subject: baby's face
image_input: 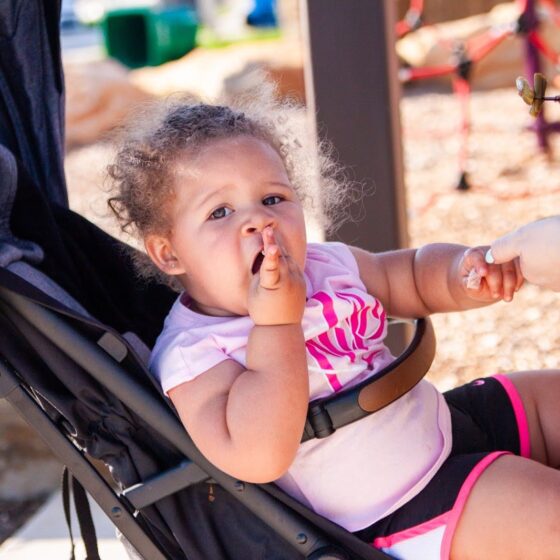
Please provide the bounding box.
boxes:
[149,135,307,317]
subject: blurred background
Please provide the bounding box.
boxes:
[2,0,560,549]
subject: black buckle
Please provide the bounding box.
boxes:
[306,401,335,439]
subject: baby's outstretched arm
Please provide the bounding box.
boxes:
[351,243,523,318]
[169,227,308,483]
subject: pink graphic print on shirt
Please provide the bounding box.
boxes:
[306,290,387,392]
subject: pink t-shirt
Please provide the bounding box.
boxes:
[150,242,452,531]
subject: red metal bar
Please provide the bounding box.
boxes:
[396,0,424,38]
[466,26,514,63]
[400,63,456,82]
[527,30,560,65]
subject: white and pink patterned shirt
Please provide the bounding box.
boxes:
[150,243,452,531]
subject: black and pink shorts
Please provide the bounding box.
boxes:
[354,374,530,560]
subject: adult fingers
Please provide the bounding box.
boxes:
[488,230,523,264]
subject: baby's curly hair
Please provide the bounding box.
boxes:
[107,83,359,282]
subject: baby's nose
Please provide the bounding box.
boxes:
[241,209,276,235]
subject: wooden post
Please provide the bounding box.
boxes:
[301,0,407,252]
[301,0,409,349]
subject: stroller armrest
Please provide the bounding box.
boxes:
[302,317,436,442]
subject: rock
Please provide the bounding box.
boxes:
[131,38,305,103]
[64,38,305,147]
[65,59,154,148]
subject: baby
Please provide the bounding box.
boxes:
[108,94,560,560]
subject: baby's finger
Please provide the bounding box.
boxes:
[259,244,281,288]
[484,266,503,299]
[262,226,276,253]
[501,261,518,302]
[462,247,488,277]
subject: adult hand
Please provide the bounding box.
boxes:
[488,216,560,292]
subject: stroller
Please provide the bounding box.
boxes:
[0,2,435,558]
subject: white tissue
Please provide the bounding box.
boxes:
[466,268,482,290]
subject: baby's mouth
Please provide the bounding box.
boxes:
[251,250,265,275]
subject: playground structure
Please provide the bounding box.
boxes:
[396,0,560,189]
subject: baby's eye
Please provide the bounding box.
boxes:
[263,195,283,206]
[209,207,232,220]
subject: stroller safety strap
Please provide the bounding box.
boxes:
[302,318,436,442]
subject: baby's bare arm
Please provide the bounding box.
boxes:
[169,323,308,483]
[350,245,432,317]
[351,243,520,317]
[170,228,308,483]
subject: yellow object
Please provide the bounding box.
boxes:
[529,72,547,117]
[515,76,534,105]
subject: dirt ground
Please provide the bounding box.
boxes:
[2,80,560,545]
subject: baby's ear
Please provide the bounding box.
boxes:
[144,234,185,276]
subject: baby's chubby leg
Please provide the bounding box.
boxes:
[451,453,560,559]
[451,369,560,559]
[507,369,560,467]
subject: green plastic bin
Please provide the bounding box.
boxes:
[102,6,198,68]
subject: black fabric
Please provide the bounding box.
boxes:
[445,377,521,456]
[9,157,176,348]
[354,453,487,544]
[71,474,102,560]
[0,0,175,347]
[0,0,67,206]
[62,468,77,560]
[354,377,521,543]
[62,468,101,560]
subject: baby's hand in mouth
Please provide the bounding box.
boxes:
[259,227,280,288]
[248,226,306,325]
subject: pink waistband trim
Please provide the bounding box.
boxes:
[493,374,531,458]
[371,375,530,557]
[373,510,449,549]
[440,450,509,560]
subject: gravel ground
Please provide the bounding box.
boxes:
[3,82,560,546]
[401,85,560,389]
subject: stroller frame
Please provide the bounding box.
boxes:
[0,266,415,559]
